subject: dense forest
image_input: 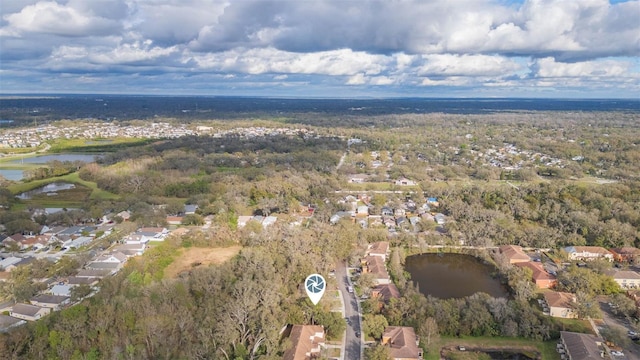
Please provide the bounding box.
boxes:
[1,110,639,359]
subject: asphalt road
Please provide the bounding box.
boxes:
[336,262,362,360]
[598,298,640,360]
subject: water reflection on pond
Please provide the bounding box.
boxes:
[0,169,24,181]
[405,253,509,299]
[16,182,76,199]
[9,153,100,164]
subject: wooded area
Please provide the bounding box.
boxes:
[1,110,639,359]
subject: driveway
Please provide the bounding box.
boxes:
[336,262,362,360]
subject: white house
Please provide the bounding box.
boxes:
[10,303,51,321]
[564,246,613,262]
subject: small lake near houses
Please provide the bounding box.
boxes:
[16,182,76,199]
[405,253,509,299]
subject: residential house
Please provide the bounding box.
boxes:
[30,294,70,311]
[383,216,396,229]
[0,314,26,332]
[283,325,325,360]
[559,331,604,360]
[237,216,254,228]
[426,197,439,207]
[381,326,422,360]
[10,303,51,321]
[57,226,84,238]
[367,242,390,261]
[609,247,640,263]
[184,204,198,215]
[65,236,93,249]
[394,177,417,186]
[605,270,640,289]
[67,277,99,287]
[123,234,149,245]
[116,210,131,221]
[0,256,22,272]
[543,291,577,319]
[362,256,390,285]
[434,213,446,225]
[85,261,121,272]
[94,251,127,264]
[50,284,72,297]
[348,174,369,183]
[262,216,277,228]
[75,269,110,278]
[499,245,531,264]
[564,246,613,262]
[137,227,169,239]
[372,283,401,304]
[113,243,146,257]
[356,205,369,217]
[166,216,183,225]
[515,261,557,289]
[381,207,394,217]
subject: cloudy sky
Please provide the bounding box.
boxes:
[1,0,639,98]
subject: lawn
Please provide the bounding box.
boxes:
[164,245,242,278]
[425,336,560,360]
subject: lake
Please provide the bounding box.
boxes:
[405,253,509,299]
[9,153,100,164]
[16,182,76,199]
[0,169,24,181]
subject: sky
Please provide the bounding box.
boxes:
[0,0,639,98]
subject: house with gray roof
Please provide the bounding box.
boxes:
[559,331,603,359]
[0,314,26,332]
[10,303,51,321]
[30,294,70,310]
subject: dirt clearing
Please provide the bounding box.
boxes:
[165,245,242,278]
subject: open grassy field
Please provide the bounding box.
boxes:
[425,336,560,360]
[164,245,242,278]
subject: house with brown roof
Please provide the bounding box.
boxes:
[381,326,422,360]
[559,331,604,360]
[605,269,640,289]
[372,283,401,304]
[499,245,530,264]
[10,303,51,321]
[564,246,613,262]
[609,247,640,263]
[67,276,99,286]
[543,291,577,319]
[283,325,325,360]
[367,241,390,261]
[362,255,391,285]
[515,261,557,288]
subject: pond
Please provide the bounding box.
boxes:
[405,253,509,299]
[0,169,24,181]
[9,153,101,164]
[16,182,76,199]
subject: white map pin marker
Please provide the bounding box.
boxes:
[305,274,326,305]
